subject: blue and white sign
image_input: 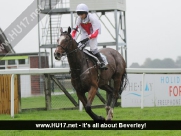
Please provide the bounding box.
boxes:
[121,74,181,107]
[155,75,181,106]
[121,74,154,107]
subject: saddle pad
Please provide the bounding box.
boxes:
[83,49,108,65]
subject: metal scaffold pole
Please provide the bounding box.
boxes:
[38,0,41,68]
[38,0,127,67]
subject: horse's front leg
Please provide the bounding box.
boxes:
[77,92,87,108]
[86,86,105,121]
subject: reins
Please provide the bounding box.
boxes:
[58,34,95,80]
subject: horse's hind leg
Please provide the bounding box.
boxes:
[107,80,121,120]
[99,84,113,115]
[105,93,113,115]
[86,86,105,121]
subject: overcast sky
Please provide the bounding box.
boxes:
[0,0,181,67]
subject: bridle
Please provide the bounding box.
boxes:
[57,33,81,75]
[58,33,78,56]
[56,33,96,80]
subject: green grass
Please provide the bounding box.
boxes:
[0,107,181,136]
[1,106,181,120]
[21,90,107,109]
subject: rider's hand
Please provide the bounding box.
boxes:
[80,38,89,44]
[88,35,91,39]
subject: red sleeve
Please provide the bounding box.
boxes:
[89,29,99,39]
[71,26,78,39]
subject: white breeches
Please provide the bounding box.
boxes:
[81,31,99,54]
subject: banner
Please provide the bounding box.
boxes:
[0,120,181,130]
[122,74,181,107]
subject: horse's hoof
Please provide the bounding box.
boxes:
[106,108,113,121]
[94,116,105,122]
[98,116,105,121]
[106,117,112,121]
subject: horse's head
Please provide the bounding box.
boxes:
[54,27,74,60]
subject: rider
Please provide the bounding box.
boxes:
[71,3,107,70]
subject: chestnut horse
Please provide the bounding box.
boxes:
[54,27,127,121]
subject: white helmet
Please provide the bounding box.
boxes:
[76,3,89,13]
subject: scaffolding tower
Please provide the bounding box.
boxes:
[38,0,127,68]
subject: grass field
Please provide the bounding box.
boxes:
[0,106,181,136]
[21,90,107,109]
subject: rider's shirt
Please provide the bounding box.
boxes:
[71,13,101,39]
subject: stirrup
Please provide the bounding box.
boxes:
[99,63,108,70]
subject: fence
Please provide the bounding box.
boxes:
[1,68,181,117]
[0,68,97,117]
[19,74,106,111]
[0,75,19,114]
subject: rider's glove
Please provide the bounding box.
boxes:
[80,38,89,44]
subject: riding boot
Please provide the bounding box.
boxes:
[94,52,108,70]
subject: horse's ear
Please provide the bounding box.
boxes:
[68,27,71,34]
[60,27,63,34]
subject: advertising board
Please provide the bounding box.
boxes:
[121,74,181,107]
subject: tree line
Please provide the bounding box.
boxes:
[129,56,181,68]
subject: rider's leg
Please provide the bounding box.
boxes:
[94,52,108,70]
[89,38,108,70]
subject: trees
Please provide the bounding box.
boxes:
[162,58,177,68]
[176,56,181,68]
[142,58,152,68]
[129,57,181,68]
[129,63,140,68]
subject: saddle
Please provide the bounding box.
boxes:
[82,49,108,66]
[77,40,108,66]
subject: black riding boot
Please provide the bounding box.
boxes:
[95,52,108,70]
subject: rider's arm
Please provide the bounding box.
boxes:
[71,17,81,39]
[88,14,101,39]
[71,26,78,39]
[89,29,99,39]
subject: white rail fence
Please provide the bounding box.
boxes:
[1,68,181,118]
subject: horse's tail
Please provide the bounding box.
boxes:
[119,70,128,95]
